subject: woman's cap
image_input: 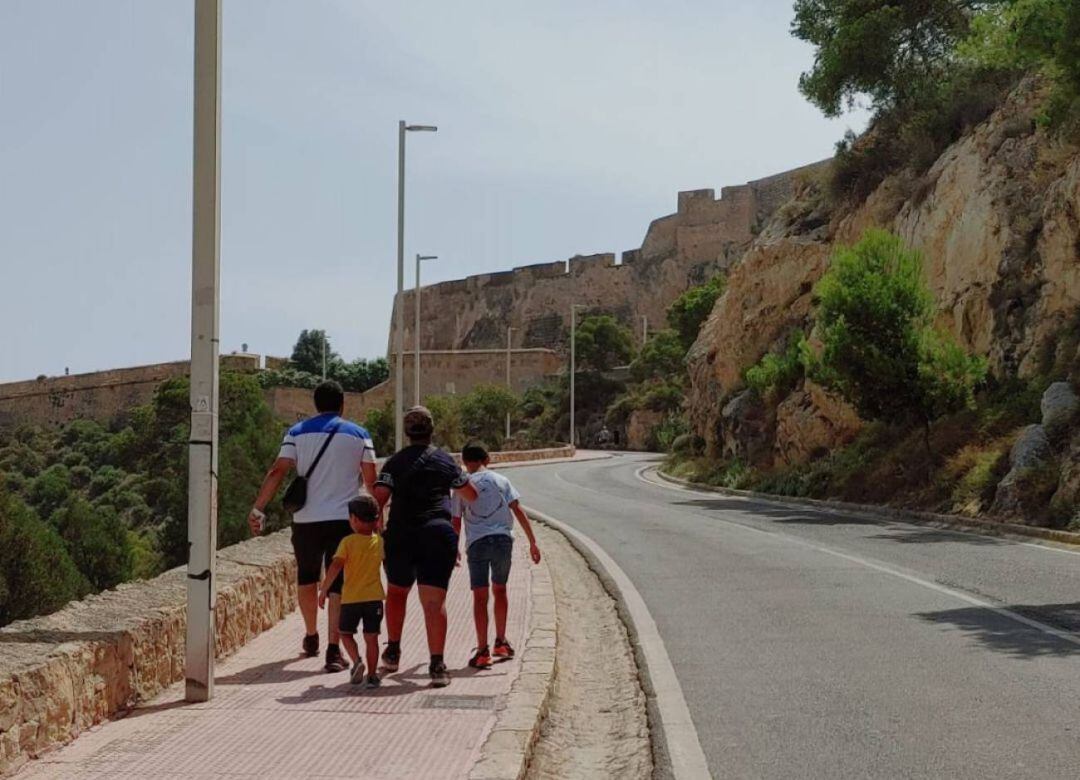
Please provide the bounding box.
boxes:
[404,405,434,436]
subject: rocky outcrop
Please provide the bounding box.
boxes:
[626,409,663,451]
[992,424,1054,519]
[719,390,776,465]
[774,382,864,467]
[1041,381,1079,435]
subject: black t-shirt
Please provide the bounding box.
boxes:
[376,444,468,529]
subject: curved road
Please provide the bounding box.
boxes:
[509,453,1080,779]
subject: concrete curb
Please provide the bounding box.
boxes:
[526,508,711,780]
[469,542,557,780]
[654,467,1080,549]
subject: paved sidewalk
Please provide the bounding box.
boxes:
[18,538,534,780]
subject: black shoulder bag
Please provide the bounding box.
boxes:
[282,422,340,513]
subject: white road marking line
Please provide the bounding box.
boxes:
[634,465,1080,648]
[527,506,713,780]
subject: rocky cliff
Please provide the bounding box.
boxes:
[687,79,1080,522]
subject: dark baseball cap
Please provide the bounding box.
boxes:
[404,405,434,436]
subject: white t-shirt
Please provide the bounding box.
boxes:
[452,469,521,547]
[278,413,376,523]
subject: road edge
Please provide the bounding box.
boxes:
[469,540,558,780]
[654,466,1080,550]
[525,507,712,780]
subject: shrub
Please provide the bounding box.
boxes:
[574,315,635,371]
[363,402,395,456]
[745,334,809,402]
[50,498,133,592]
[668,276,726,351]
[424,395,465,452]
[460,385,519,449]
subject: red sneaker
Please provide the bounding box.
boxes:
[493,638,515,660]
[468,647,493,669]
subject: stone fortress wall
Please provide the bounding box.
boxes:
[389,160,829,356]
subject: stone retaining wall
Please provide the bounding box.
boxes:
[0,532,296,776]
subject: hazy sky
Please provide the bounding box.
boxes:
[0,0,867,382]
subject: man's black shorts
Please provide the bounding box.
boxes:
[339,600,383,635]
[291,520,351,592]
[384,520,458,590]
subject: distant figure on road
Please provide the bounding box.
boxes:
[453,442,541,670]
[318,495,385,689]
[372,406,477,687]
[248,380,377,673]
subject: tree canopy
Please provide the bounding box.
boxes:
[574,315,635,371]
[667,275,726,351]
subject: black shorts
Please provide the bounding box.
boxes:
[339,600,383,635]
[384,520,458,591]
[291,520,351,592]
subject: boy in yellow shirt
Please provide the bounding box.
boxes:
[318,495,385,687]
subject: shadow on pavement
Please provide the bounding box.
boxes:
[916,601,1080,657]
[671,497,884,526]
[869,528,1002,545]
[214,656,328,686]
[276,663,429,702]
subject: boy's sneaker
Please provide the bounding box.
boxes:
[366,674,381,689]
[301,633,319,658]
[325,645,348,673]
[493,638,515,660]
[429,661,451,688]
[350,660,366,685]
[468,647,492,669]
[381,644,401,672]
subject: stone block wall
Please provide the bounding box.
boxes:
[0,532,297,776]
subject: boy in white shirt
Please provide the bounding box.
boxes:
[452,443,541,669]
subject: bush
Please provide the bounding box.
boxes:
[50,498,133,591]
[363,402,395,457]
[668,276,726,351]
[574,315,635,371]
[424,395,466,452]
[745,334,809,402]
[460,385,518,450]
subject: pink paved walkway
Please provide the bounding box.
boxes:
[18,536,534,780]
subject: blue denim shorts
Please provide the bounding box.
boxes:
[467,535,513,590]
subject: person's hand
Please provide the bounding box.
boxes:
[318,589,327,609]
[247,507,266,536]
[455,550,462,568]
[529,544,541,564]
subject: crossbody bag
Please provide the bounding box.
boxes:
[282,421,340,513]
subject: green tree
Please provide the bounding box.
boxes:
[792,0,997,117]
[574,315,635,371]
[630,329,686,383]
[333,357,390,393]
[29,463,72,518]
[813,230,985,454]
[667,275,726,351]
[0,487,89,626]
[363,402,395,456]
[50,497,133,592]
[290,329,337,376]
[460,385,519,449]
[424,395,466,452]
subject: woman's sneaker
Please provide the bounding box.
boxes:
[429,661,451,688]
[350,660,366,685]
[468,647,492,669]
[366,674,381,689]
[493,638,515,660]
[301,633,319,658]
[325,645,348,673]
[381,644,401,672]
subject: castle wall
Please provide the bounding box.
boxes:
[389,161,828,355]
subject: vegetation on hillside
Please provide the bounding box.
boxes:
[258,329,389,394]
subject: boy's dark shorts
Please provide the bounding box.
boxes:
[384,520,458,591]
[339,600,383,635]
[467,534,513,590]
[291,520,351,593]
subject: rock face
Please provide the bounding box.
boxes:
[687,78,1080,475]
[991,424,1053,518]
[719,390,776,465]
[1041,381,1079,433]
[626,409,664,451]
[774,382,864,467]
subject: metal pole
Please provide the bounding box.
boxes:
[414,254,421,405]
[186,0,221,704]
[321,333,326,380]
[569,306,575,448]
[505,326,514,441]
[395,120,406,451]
[642,315,648,346]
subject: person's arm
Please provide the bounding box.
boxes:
[361,461,377,494]
[318,557,345,608]
[509,500,541,564]
[451,494,464,566]
[455,479,478,502]
[248,457,294,535]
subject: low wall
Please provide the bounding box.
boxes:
[0,532,296,776]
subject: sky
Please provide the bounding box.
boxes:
[0,0,867,383]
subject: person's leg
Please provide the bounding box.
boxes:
[363,633,379,675]
[298,585,318,635]
[472,587,490,650]
[492,585,508,642]
[385,584,410,642]
[490,537,514,657]
[291,523,323,654]
[340,632,360,665]
[417,584,449,655]
[322,521,351,647]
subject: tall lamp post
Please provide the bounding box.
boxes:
[505,326,515,441]
[569,304,585,448]
[414,254,438,405]
[395,121,437,451]
[186,0,221,704]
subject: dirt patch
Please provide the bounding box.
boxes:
[526,523,652,780]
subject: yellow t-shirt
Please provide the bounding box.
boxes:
[333,533,385,604]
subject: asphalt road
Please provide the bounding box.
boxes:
[509,453,1080,779]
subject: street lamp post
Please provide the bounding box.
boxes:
[414,254,438,405]
[395,121,437,451]
[505,326,515,441]
[186,0,221,704]
[642,315,648,346]
[569,304,585,448]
